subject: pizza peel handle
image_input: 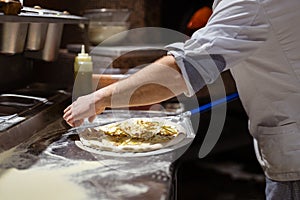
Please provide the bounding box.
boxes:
[188,92,240,158]
[189,92,239,115]
[170,92,239,124]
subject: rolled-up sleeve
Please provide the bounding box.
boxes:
[166,0,269,96]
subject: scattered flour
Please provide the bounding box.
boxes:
[112,183,149,197]
[0,160,104,200]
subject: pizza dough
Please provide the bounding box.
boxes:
[78,118,186,153]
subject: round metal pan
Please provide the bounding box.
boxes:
[73,110,195,159]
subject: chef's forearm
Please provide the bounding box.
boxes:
[115,82,178,107]
[96,55,187,108]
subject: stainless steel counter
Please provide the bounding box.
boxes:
[0,83,72,151]
[0,114,182,199]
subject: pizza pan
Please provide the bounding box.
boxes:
[74,111,195,158]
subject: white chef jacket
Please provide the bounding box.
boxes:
[167,0,300,181]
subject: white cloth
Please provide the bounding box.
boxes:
[167,0,300,181]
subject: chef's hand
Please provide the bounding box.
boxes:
[63,92,106,127]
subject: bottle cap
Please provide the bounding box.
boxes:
[78,45,89,58]
[75,45,92,62]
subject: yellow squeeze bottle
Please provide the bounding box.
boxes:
[73,45,93,101]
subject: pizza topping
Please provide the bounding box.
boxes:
[118,119,162,139]
[97,118,179,146]
[79,118,186,153]
[160,126,178,136]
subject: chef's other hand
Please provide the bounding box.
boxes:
[63,92,105,127]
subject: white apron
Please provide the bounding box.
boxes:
[167,0,300,181]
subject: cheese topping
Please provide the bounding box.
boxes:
[97,118,179,146]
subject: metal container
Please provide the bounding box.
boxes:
[26,23,48,51]
[23,23,63,61]
[83,8,131,22]
[83,8,131,45]
[41,23,63,61]
[0,6,88,60]
[0,22,28,54]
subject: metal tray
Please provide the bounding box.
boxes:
[72,110,195,158]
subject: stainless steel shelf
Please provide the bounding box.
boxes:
[0,13,88,24]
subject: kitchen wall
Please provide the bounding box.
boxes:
[0,54,32,92]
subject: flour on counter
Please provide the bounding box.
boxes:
[0,168,89,200]
[0,146,37,169]
[112,183,149,198]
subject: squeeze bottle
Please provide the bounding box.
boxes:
[73,45,93,101]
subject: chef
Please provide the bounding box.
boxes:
[64,0,300,198]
